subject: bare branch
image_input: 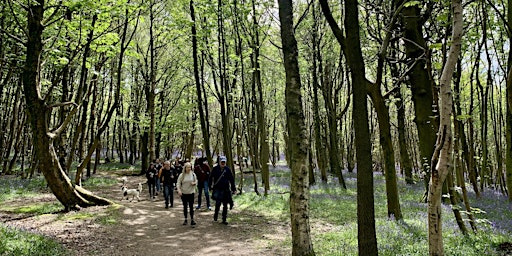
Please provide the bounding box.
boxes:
[47,101,78,109]
[48,104,79,139]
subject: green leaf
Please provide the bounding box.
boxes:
[404,1,421,7]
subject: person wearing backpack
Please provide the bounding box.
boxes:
[177,162,197,226]
[209,156,236,225]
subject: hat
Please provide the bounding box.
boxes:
[219,156,227,162]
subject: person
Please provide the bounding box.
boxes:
[177,162,197,226]
[154,159,162,195]
[194,157,211,210]
[173,158,183,188]
[146,163,158,199]
[209,156,236,225]
[159,161,176,208]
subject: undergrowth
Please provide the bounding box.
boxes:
[0,224,68,256]
[234,165,512,255]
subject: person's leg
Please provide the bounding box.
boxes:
[156,178,161,195]
[221,201,228,224]
[170,185,174,207]
[148,181,153,198]
[188,194,196,225]
[196,184,203,209]
[204,181,211,209]
[164,185,170,208]
[182,195,188,224]
[213,193,221,221]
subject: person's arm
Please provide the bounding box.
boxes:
[208,168,215,190]
[228,167,236,193]
[177,173,183,195]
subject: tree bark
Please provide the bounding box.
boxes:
[190,0,213,167]
[399,0,438,197]
[506,0,512,201]
[278,0,315,255]
[368,86,402,220]
[427,0,462,254]
[22,0,112,210]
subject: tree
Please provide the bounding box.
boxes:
[506,0,512,202]
[21,0,112,211]
[427,0,463,254]
[278,0,315,255]
[398,0,438,198]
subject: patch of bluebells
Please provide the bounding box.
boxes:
[470,189,512,234]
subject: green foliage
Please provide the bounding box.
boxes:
[1,203,63,215]
[0,224,68,256]
[0,177,49,203]
[82,176,118,188]
[404,1,421,7]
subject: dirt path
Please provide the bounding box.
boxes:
[104,176,269,256]
[1,174,289,256]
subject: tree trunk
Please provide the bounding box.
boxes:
[22,0,112,210]
[278,0,315,255]
[190,0,213,167]
[368,86,402,220]
[400,1,438,197]
[507,0,512,201]
[428,0,462,254]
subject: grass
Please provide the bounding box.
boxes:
[1,163,511,255]
[0,224,68,256]
[234,165,512,255]
[0,171,120,255]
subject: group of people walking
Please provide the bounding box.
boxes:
[145,156,236,226]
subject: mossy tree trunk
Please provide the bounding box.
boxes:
[22,0,112,211]
[278,0,315,255]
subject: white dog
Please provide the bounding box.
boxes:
[121,182,142,202]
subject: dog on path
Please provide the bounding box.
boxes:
[121,177,142,202]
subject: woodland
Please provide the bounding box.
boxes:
[0,0,512,255]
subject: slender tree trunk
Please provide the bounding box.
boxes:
[427,0,462,254]
[190,0,213,167]
[506,0,512,201]
[278,0,315,255]
[250,0,271,195]
[368,86,402,220]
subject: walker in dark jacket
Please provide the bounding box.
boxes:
[209,156,235,224]
[160,161,176,208]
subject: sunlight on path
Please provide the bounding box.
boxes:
[113,177,266,256]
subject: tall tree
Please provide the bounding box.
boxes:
[278,0,315,255]
[398,0,438,198]
[427,0,463,254]
[506,0,512,201]
[343,0,379,253]
[319,0,377,252]
[21,0,112,210]
[190,0,213,168]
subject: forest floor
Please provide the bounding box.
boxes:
[0,170,290,256]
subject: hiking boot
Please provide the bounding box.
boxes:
[196,206,201,209]
[191,220,196,226]
[221,220,228,225]
[183,220,187,225]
